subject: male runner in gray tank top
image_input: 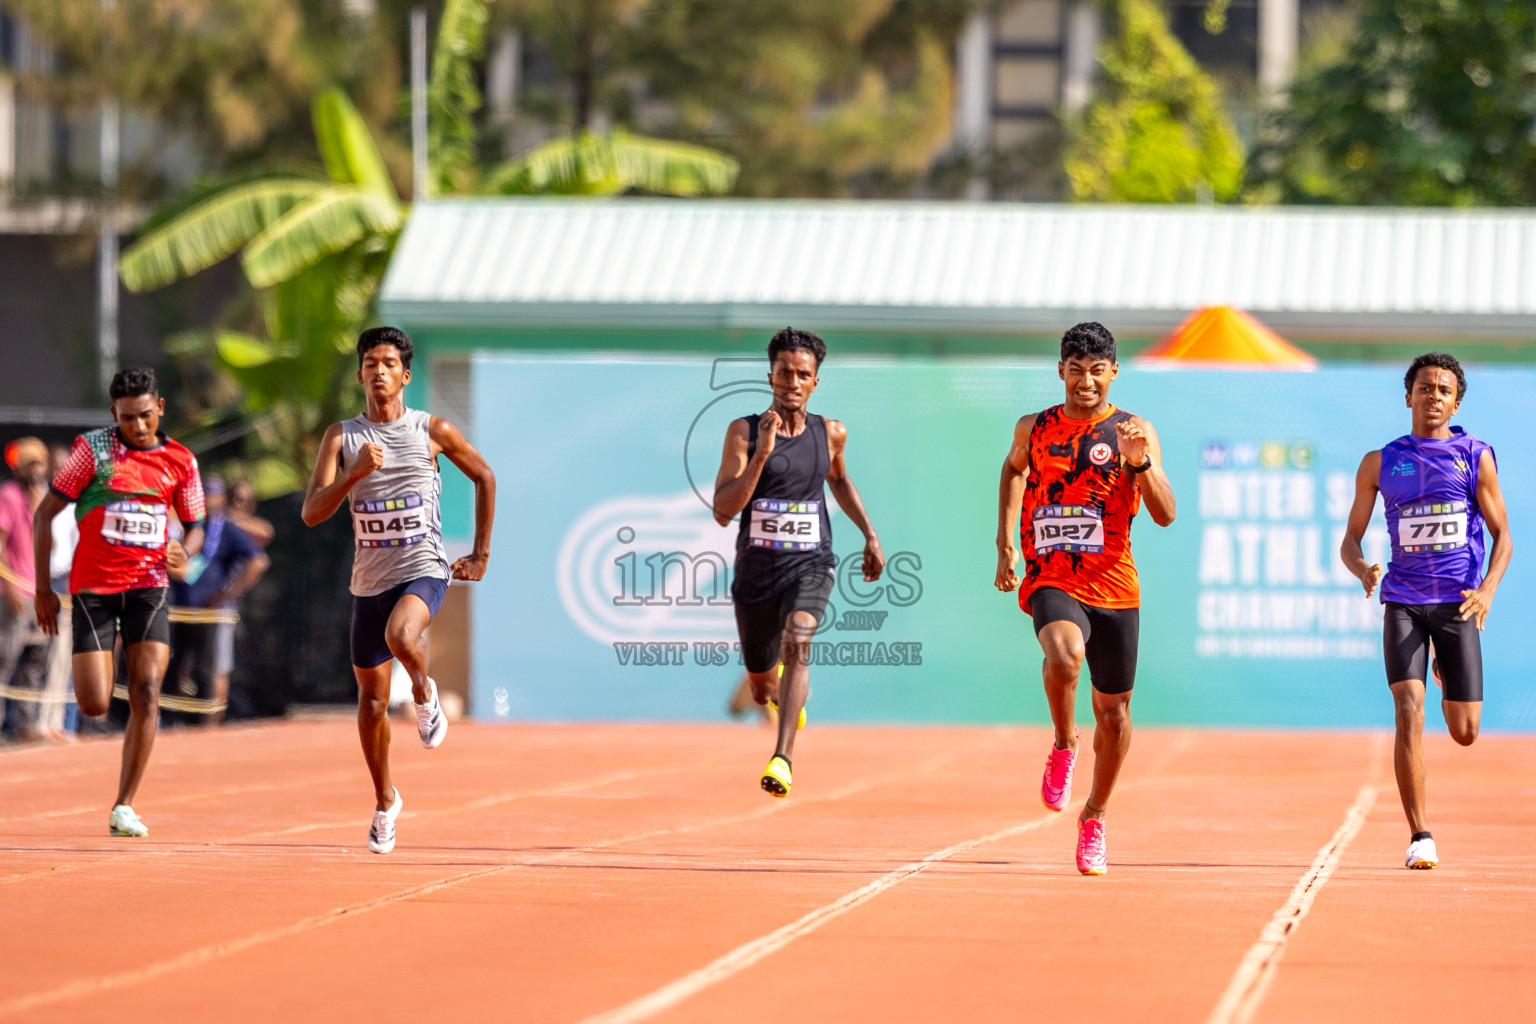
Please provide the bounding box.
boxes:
[302,327,496,854]
[712,328,884,798]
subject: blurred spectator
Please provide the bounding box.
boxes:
[169,476,269,725]
[227,479,275,547]
[0,438,55,742]
[42,444,80,739]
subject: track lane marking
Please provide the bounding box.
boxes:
[574,730,1197,1024]
[1206,734,1387,1024]
[0,743,991,1017]
[575,810,1071,1024]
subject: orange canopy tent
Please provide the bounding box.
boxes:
[1139,306,1316,369]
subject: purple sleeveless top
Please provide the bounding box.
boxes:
[1378,427,1493,606]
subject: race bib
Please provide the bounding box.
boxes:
[354,494,429,548]
[101,501,167,549]
[1031,504,1104,553]
[749,499,822,551]
[1396,501,1469,553]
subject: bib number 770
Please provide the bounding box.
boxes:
[1395,502,1468,553]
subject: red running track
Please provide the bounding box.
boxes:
[0,720,1532,1023]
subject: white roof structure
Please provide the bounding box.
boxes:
[379,198,1536,338]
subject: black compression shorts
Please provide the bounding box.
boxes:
[1383,601,1483,702]
[1029,586,1139,695]
[72,587,171,653]
[734,571,834,674]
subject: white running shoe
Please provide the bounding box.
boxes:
[1406,836,1438,869]
[108,804,148,837]
[368,789,403,854]
[415,677,447,749]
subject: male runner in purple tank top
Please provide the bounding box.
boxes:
[1341,352,1513,870]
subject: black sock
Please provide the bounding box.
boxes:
[1411,830,1433,843]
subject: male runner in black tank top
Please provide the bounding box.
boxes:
[713,328,885,797]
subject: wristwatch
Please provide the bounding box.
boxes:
[1127,456,1153,474]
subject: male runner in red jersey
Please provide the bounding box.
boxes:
[32,368,205,837]
[995,323,1176,874]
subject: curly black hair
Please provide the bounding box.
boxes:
[1404,352,1466,402]
[767,327,827,369]
[357,326,414,370]
[108,367,158,401]
[1061,322,1116,364]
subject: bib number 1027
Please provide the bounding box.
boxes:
[1031,504,1104,553]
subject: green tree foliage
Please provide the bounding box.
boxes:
[1064,0,1245,203]
[1254,0,1536,205]
[119,1,739,491]
[1,0,407,198]
[504,0,983,197]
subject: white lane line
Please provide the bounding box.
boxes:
[0,747,979,1018]
[576,811,1068,1024]
[1205,782,1379,1024]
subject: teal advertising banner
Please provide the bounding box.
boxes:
[470,354,1534,730]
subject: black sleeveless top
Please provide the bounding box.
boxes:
[731,412,836,603]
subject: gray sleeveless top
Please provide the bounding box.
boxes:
[340,408,448,596]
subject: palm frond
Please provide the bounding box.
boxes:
[118,178,325,292]
[240,189,404,289]
[214,331,295,369]
[428,0,489,192]
[607,130,740,196]
[482,130,739,197]
[312,88,398,201]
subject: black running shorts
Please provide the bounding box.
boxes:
[734,571,834,674]
[72,587,171,654]
[1029,586,1139,695]
[1383,601,1483,702]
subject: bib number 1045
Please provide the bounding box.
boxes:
[1031,504,1104,553]
[354,494,428,548]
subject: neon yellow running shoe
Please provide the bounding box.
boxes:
[768,700,807,730]
[760,755,792,798]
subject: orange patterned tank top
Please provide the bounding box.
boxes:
[1019,404,1141,612]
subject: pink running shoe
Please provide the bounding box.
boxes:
[1077,817,1107,875]
[1040,737,1078,812]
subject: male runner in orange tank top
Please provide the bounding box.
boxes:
[995,322,1176,875]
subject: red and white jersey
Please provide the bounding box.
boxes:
[51,428,205,594]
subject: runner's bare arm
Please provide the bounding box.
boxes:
[712,418,769,527]
[30,491,68,635]
[301,423,378,527]
[1340,450,1384,597]
[1118,416,1175,526]
[995,413,1035,592]
[825,419,884,582]
[229,511,275,547]
[430,416,496,581]
[1459,449,1512,629]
